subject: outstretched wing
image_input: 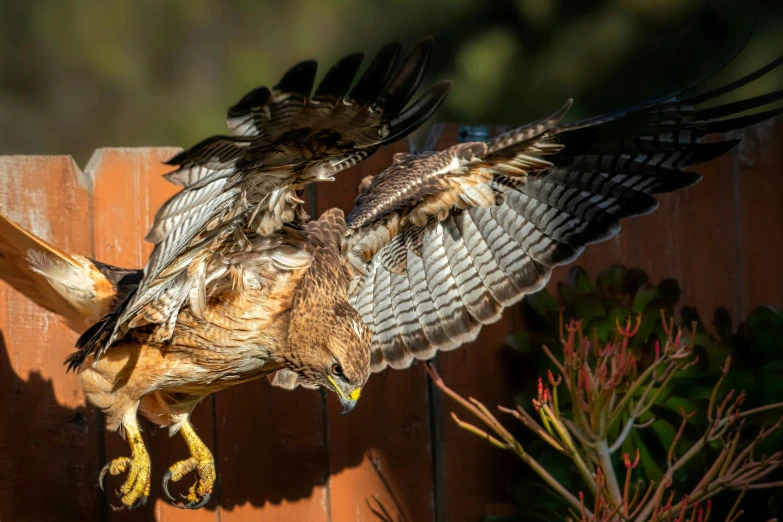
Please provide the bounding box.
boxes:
[343,56,783,373]
[72,39,450,369]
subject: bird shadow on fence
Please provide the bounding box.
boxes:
[0,332,103,521]
[0,329,418,520]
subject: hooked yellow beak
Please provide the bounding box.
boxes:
[328,375,362,414]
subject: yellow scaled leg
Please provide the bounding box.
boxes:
[98,423,151,510]
[162,419,216,509]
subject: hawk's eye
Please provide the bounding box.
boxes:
[332,364,344,377]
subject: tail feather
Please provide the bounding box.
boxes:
[0,212,137,334]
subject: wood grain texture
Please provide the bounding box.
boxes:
[737,118,783,314]
[431,124,521,521]
[634,144,742,326]
[214,381,330,521]
[0,156,98,521]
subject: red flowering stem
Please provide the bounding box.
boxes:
[746,479,783,490]
[725,486,747,522]
[497,405,566,454]
[634,434,712,522]
[450,412,507,450]
[628,480,657,520]
[622,451,638,517]
[668,409,697,468]
[540,403,597,495]
[541,344,568,387]
[425,362,591,518]
[736,401,783,418]
[611,351,670,419]
[706,358,731,424]
[691,440,733,498]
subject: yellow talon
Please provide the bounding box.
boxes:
[161,420,215,509]
[98,424,150,510]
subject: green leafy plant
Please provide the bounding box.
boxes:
[428,266,783,521]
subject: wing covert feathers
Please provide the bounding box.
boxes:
[73,40,448,368]
[346,55,783,373]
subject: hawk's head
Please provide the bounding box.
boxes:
[287,299,371,413]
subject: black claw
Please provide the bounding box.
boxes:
[97,462,112,491]
[171,492,211,509]
[161,470,177,503]
[162,464,215,509]
[188,493,211,510]
[99,460,149,511]
[109,496,148,511]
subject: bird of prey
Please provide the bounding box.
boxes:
[0,37,780,510]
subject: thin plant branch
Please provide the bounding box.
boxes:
[425,311,783,522]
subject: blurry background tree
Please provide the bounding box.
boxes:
[0,0,781,164]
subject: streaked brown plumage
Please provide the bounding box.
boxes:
[0,38,780,509]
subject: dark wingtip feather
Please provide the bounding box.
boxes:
[274,60,318,96]
[644,21,759,106]
[163,135,239,167]
[680,54,783,107]
[703,106,783,134]
[695,89,783,122]
[227,86,272,119]
[379,80,452,145]
[66,314,114,372]
[314,52,365,100]
[349,42,402,107]
[64,350,83,372]
[686,139,741,166]
[163,149,188,166]
[375,37,434,115]
[656,171,703,193]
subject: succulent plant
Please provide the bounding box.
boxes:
[432,265,783,521]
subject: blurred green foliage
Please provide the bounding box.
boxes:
[0,0,781,165]
[503,265,783,520]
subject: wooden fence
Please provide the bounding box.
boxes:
[0,118,781,522]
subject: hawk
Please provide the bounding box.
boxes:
[0,38,780,509]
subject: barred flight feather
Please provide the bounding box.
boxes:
[69,41,781,378]
[73,39,449,368]
[345,54,782,374]
[440,216,502,324]
[387,269,424,367]
[420,224,476,345]
[404,227,452,354]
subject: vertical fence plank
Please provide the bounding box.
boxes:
[89,148,218,522]
[214,382,330,521]
[0,156,99,521]
[316,141,437,522]
[635,136,743,326]
[738,118,783,313]
[429,124,523,521]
